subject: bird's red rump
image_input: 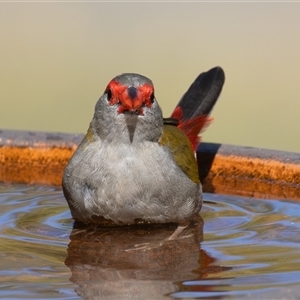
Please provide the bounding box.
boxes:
[105,80,154,115]
[171,106,212,151]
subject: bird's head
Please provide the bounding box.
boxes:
[91,73,163,143]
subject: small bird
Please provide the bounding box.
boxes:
[63,67,225,228]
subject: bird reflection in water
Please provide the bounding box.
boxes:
[65,216,230,299]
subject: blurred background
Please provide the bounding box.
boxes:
[1,2,299,152]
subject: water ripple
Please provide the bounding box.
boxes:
[1,184,300,299]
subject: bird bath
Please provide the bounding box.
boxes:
[1,130,300,299]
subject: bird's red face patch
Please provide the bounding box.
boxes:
[104,80,154,115]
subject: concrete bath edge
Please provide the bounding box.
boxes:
[1,129,300,201]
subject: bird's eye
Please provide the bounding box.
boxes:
[105,88,112,101]
[150,92,155,103]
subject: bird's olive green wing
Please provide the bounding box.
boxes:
[159,124,200,184]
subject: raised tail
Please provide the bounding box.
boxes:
[168,66,225,150]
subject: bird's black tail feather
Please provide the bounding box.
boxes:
[172,66,225,121]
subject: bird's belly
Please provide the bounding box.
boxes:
[68,143,202,225]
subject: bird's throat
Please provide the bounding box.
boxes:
[125,114,139,143]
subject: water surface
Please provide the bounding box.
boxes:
[0,184,299,299]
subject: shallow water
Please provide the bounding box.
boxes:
[0,184,300,299]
